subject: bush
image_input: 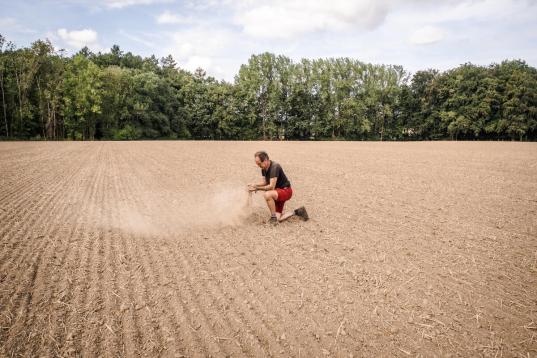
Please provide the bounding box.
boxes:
[113,125,142,140]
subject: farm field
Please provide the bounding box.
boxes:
[0,141,536,357]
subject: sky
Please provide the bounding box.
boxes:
[1,0,536,82]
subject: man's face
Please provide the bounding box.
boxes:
[255,156,268,169]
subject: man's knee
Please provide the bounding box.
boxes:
[263,190,277,201]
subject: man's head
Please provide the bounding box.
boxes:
[254,151,270,170]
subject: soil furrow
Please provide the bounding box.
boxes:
[0,144,82,218]
[198,233,329,355]
[116,146,169,356]
[120,150,220,356]
[157,238,261,357]
[0,148,93,349]
[1,141,536,357]
[36,147,104,357]
[0,145,91,271]
[172,236,289,356]
[117,144,245,356]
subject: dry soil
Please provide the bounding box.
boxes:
[0,141,536,357]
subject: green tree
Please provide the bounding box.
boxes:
[0,34,8,137]
[62,54,102,139]
[494,60,537,140]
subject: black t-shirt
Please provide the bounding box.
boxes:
[261,161,291,189]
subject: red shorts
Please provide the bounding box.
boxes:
[275,187,293,213]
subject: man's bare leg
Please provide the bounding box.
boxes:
[276,211,295,222]
[263,190,278,216]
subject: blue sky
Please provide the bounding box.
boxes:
[1,0,536,82]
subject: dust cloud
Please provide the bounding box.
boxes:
[109,182,263,236]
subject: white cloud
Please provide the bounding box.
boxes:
[4,0,533,81]
[231,0,391,39]
[424,0,533,24]
[184,0,221,10]
[165,26,241,80]
[102,0,174,9]
[169,27,232,58]
[217,0,536,40]
[156,11,194,24]
[119,29,158,48]
[183,55,213,71]
[409,26,445,45]
[0,17,37,34]
[57,28,101,50]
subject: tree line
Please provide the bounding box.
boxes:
[0,34,536,141]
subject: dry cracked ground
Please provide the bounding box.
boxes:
[1,141,536,357]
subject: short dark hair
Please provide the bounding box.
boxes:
[255,151,269,162]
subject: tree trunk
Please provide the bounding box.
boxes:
[46,100,51,137]
[261,104,267,140]
[36,77,46,139]
[332,106,337,139]
[53,107,57,140]
[15,69,23,134]
[0,70,7,137]
[380,114,385,141]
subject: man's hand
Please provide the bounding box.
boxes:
[247,184,257,192]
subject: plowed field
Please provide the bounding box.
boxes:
[1,141,536,357]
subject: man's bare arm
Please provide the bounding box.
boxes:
[248,178,268,192]
[255,177,276,191]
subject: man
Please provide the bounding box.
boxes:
[248,151,308,224]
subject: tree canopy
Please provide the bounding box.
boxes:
[1,34,536,141]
